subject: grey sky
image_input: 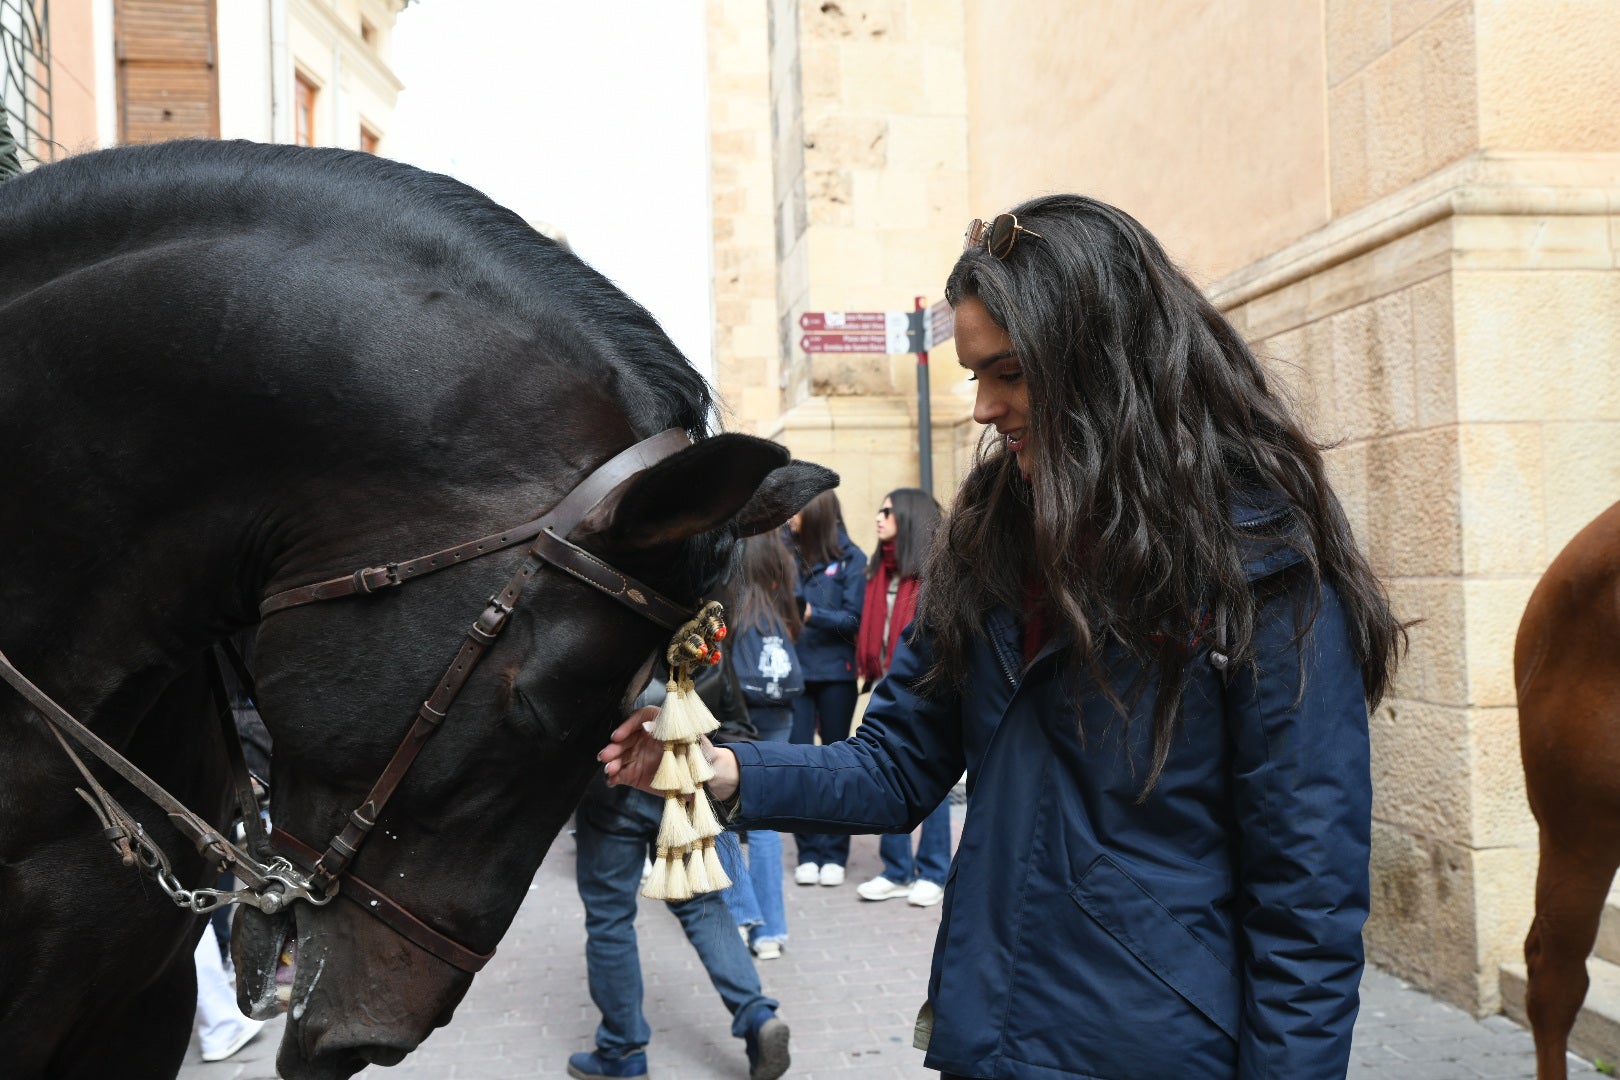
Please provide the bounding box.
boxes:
[389,1,715,379]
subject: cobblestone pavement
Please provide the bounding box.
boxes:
[180,821,1593,1079]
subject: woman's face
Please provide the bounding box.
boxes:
[955,295,1030,474]
[876,497,897,543]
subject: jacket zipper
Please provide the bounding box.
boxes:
[989,623,1019,687]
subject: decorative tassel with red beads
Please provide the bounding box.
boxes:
[641,601,733,900]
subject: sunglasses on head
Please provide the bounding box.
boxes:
[964,213,1042,260]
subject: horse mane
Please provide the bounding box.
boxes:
[0,139,713,439]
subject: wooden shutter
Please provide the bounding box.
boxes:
[115,0,219,143]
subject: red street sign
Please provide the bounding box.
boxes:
[800,332,894,353]
[799,311,890,331]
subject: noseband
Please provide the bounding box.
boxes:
[0,429,704,973]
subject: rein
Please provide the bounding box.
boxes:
[0,428,702,972]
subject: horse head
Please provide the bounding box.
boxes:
[235,436,832,1078]
[0,141,836,1079]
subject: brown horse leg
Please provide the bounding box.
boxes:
[1524,830,1620,1080]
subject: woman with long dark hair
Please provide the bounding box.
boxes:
[721,533,805,959]
[605,194,1404,1079]
[783,489,866,887]
[853,488,952,908]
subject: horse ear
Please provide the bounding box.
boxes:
[583,434,818,548]
[731,460,839,537]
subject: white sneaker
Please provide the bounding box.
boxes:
[200,1017,266,1062]
[907,879,945,907]
[856,874,911,901]
[794,863,820,885]
[818,864,845,887]
[753,939,782,960]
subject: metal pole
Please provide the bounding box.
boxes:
[915,295,933,497]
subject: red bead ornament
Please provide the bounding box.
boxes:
[715,627,728,641]
[709,650,723,665]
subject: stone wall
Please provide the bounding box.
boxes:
[707,0,1620,1017]
[1218,150,1620,1010]
[759,0,972,523]
[707,0,781,434]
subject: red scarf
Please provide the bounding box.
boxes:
[857,541,920,682]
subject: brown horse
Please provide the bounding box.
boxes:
[1517,499,1620,1079]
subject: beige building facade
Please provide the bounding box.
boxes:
[706,0,1620,1019]
[1,0,405,164]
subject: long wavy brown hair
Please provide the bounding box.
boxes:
[917,194,1406,796]
[730,533,802,642]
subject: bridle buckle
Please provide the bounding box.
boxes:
[353,563,401,594]
[470,594,514,643]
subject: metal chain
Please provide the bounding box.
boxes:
[146,843,334,916]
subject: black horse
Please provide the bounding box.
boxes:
[0,140,833,1080]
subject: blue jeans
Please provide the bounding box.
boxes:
[789,680,858,868]
[878,798,953,885]
[721,707,790,944]
[574,776,777,1058]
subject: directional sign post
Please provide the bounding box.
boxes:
[913,296,933,496]
[797,303,942,496]
[798,311,918,355]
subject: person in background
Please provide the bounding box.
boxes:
[784,490,865,887]
[568,663,790,1080]
[603,195,1406,1080]
[722,533,805,958]
[852,489,952,909]
[192,922,264,1062]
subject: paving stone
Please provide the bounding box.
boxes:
[175,810,1595,1078]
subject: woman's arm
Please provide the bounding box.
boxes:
[1228,569,1371,1079]
[602,627,963,833]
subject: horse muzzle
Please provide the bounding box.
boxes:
[231,903,296,1020]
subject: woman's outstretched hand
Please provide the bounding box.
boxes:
[599,707,741,801]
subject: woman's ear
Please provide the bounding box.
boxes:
[578,435,837,549]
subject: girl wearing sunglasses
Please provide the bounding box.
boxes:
[853,489,952,909]
[604,193,1403,1080]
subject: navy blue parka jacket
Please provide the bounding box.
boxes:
[792,532,867,682]
[729,519,1372,1079]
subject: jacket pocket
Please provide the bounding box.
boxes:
[1070,855,1240,1041]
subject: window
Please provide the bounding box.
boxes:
[359,123,380,155]
[294,73,317,146]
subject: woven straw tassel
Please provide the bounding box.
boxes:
[640,600,734,900]
[686,741,715,785]
[684,692,722,737]
[657,793,698,850]
[642,846,672,900]
[651,747,684,793]
[652,685,697,743]
[702,837,731,890]
[664,845,694,900]
[685,844,712,893]
[690,788,723,839]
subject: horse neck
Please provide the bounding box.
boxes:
[0,313,627,733]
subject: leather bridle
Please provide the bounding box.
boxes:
[0,428,705,973]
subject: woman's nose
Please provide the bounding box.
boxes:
[972,383,1003,427]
